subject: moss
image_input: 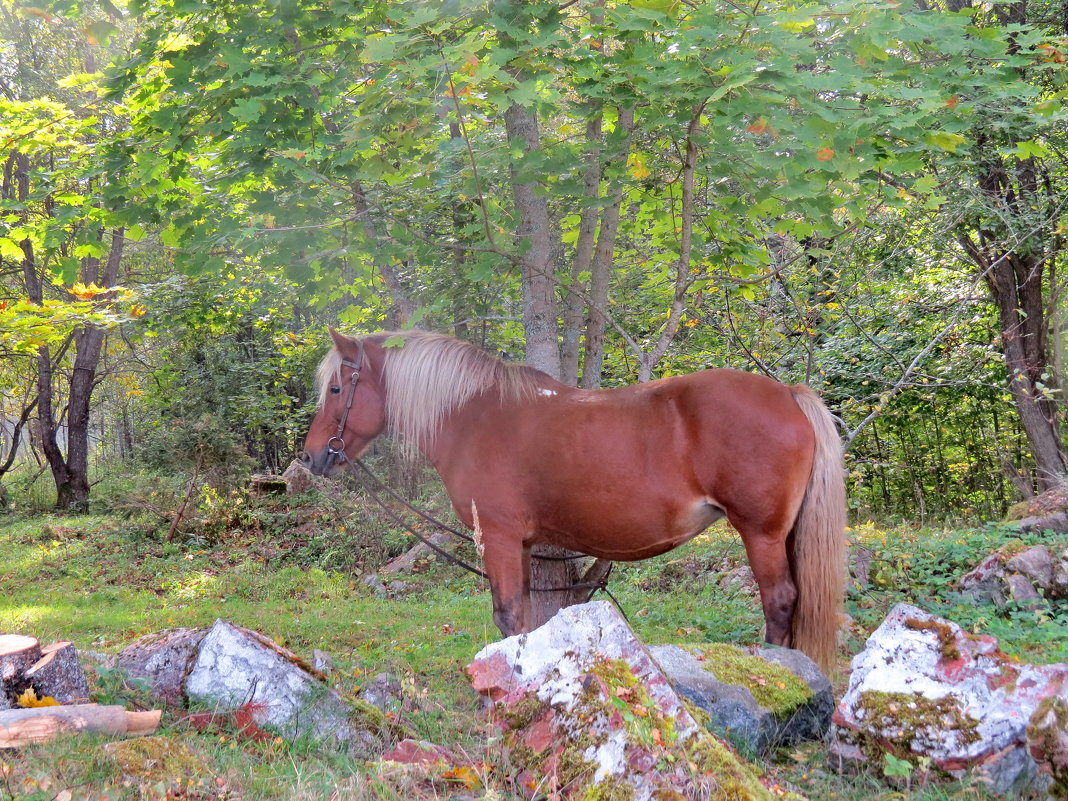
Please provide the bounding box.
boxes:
[687,736,776,801]
[685,643,813,718]
[855,690,981,760]
[498,692,546,731]
[580,776,636,801]
[587,657,680,747]
[1026,694,1068,799]
[903,617,962,662]
[104,735,206,781]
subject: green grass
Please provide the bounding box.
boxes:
[3,492,1059,800]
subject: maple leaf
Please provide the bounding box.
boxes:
[68,282,108,301]
[16,688,59,708]
[441,765,482,789]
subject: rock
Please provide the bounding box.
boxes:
[1006,545,1054,590]
[850,546,875,591]
[959,545,1065,608]
[1027,694,1068,800]
[117,628,208,708]
[959,553,1006,605]
[1054,549,1068,599]
[185,620,382,753]
[361,673,403,715]
[649,643,831,755]
[379,533,453,575]
[467,600,796,801]
[1020,513,1068,535]
[1006,572,1045,608]
[1007,482,1068,521]
[312,649,335,675]
[282,459,318,495]
[250,474,288,496]
[832,603,1068,795]
[382,738,457,766]
[719,565,758,594]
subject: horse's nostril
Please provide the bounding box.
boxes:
[297,451,311,465]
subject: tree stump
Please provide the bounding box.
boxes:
[24,642,90,704]
[0,635,42,704]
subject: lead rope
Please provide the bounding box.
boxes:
[344,458,620,604]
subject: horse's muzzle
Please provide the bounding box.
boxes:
[297,449,344,477]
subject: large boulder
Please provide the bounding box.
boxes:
[649,643,832,755]
[119,620,398,756]
[832,603,1068,795]
[467,600,800,801]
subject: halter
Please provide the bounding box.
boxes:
[325,339,366,466]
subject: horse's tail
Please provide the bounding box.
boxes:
[789,386,847,675]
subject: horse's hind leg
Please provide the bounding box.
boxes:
[728,512,797,647]
[482,536,532,637]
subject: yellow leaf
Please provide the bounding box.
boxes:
[441,765,482,789]
[16,688,59,708]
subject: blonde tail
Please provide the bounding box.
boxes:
[789,386,847,674]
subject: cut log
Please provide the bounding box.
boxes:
[0,704,162,748]
[0,635,42,704]
[24,642,90,704]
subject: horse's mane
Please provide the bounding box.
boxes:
[318,331,542,456]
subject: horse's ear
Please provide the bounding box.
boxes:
[328,327,350,350]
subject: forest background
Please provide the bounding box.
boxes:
[2,0,1068,525]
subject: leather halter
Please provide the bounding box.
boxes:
[325,338,366,466]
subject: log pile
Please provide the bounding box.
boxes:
[0,634,160,748]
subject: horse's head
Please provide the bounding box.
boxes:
[298,329,387,476]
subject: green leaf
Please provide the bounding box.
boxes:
[925,132,967,153]
[383,335,406,347]
[229,98,263,124]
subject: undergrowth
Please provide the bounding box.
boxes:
[0,481,1056,800]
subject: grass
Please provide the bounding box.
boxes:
[1,481,1062,800]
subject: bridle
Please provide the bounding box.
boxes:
[324,338,366,468]
[311,336,621,607]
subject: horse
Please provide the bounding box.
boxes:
[298,329,846,672]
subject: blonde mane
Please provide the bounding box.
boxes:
[317,331,542,456]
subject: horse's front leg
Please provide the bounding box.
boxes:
[482,535,532,637]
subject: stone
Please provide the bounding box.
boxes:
[117,628,208,709]
[467,600,795,801]
[382,738,457,766]
[281,459,317,495]
[832,603,1068,795]
[1053,549,1068,599]
[649,643,831,755]
[312,649,334,675]
[1005,572,1045,608]
[361,672,403,716]
[959,553,1007,606]
[719,565,757,594]
[1027,694,1068,799]
[1019,513,1068,535]
[185,620,385,754]
[1006,545,1054,590]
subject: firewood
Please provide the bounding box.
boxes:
[0,704,162,748]
[24,642,90,704]
[0,635,42,705]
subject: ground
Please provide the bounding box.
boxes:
[1,483,1064,800]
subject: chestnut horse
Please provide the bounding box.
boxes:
[299,329,846,671]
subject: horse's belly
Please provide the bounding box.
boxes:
[540,498,725,561]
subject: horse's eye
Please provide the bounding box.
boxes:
[330,386,341,395]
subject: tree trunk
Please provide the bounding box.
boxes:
[956,144,1066,492]
[582,106,635,389]
[503,100,561,377]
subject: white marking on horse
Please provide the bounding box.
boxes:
[538,389,557,397]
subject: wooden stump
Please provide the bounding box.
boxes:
[24,642,90,704]
[0,635,42,705]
